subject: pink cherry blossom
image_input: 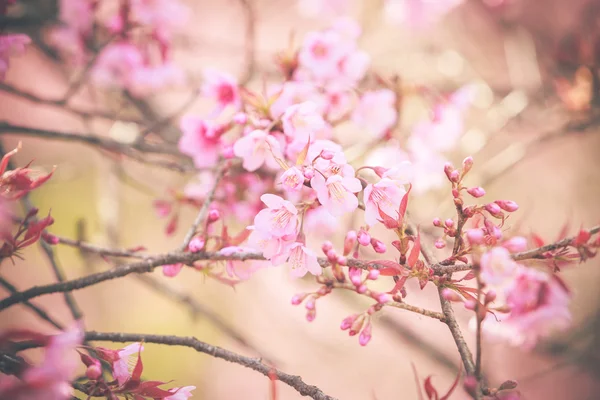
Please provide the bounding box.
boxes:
[297,30,349,81]
[303,205,339,236]
[480,247,519,287]
[113,342,144,385]
[165,385,196,400]
[253,194,299,238]
[131,0,190,41]
[279,167,305,192]
[0,34,31,80]
[352,89,397,138]
[269,81,326,119]
[282,101,329,142]
[363,178,406,227]
[178,116,222,168]
[382,160,414,183]
[201,68,241,112]
[127,62,185,97]
[297,0,350,17]
[247,228,295,265]
[92,42,144,89]
[219,246,268,279]
[57,0,94,35]
[311,173,362,216]
[233,130,281,172]
[287,242,322,277]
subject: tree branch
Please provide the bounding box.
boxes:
[512,225,600,261]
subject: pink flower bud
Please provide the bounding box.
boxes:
[463,206,476,217]
[86,362,102,380]
[320,150,334,160]
[359,322,372,346]
[502,236,527,252]
[463,376,478,396]
[349,267,362,286]
[445,219,454,228]
[188,237,205,252]
[326,249,337,262]
[305,297,316,310]
[464,299,477,310]
[357,284,367,294]
[42,232,59,245]
[340,314,358,330]
[348,315,365,336]
[221,144,235,159]
[432,217,441,227]
[233,112,247,125]
[442,288,462,302]
[495,200,519,212]
[484,290,496,304]
[449,170,460,182]
[444,162,455,179]
[163,263,183,277]
[434,239,446,249]
[367,269,380,280]
[466,229,485,245]
[306,308,316,322]
[462,156,474,173]
[291,293,308,305]
[344,230,357,255]
[208,209,220,223]
[466,187,486,198]
[322,241,333,253]
[373,166,388,177]
[303,166,315,180]
[337,256,347,266]
[376,293,391,304]
[452,188,460,198]
[484,203,503,218]
[357,230,371,246]
[370,238,386,254]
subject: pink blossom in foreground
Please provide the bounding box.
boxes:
[233,130,281,172]
[0,322,83,400]
[165,385,196,400]
[253,194,299,238]
[480,247,519,287]
[363,178,406,227]
[279,167,306,192]
[201,68,241,112]
[287,242,322,277]
[351,89,397,139]
[247,228,295,265]
[0,34,31,80]
[219,246,267,280]
[282,101,329,142]
[113,343,144,385]
[311,173,362,216]
[178,116,223,168]
[382,160,414,183]
[480,268,571,349]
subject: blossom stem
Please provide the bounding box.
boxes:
[512,225,600,261]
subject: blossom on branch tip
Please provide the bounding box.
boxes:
[363,178,406,227]
[480,247,518,286]
[253,194,299,238]
[287,242,322,277]
[202,68,241,112]
[178,116,223,168]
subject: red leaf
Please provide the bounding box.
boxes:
[369,260,406,276]
[135,381,174,397]
[407,230,421,268]
[131,346,144,382]
[269,369,278,400]
[572,229,591,246]
[440,369,462,400]
[424,376,439,400]
[165,213,178,236]
[531,232,545,248]
[377,205,399,229]
[398,184,412,226]
[22,212,54,246]
[411,363,424,400]
[389,275,407,294]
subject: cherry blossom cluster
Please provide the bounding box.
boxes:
[0,0,31,81]
[0,324,194,399]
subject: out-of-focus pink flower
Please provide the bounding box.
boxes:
[253,194,299,238]
[219,246,267,279]
[113,343,144,385]
[352,89,397,138]
[363,178,406,227]
[233,130,281,172]
[131,0,189,41]
[287,242,322,277]
[297,0,350,17]
[92,42,144,89]
[384,0,464,28]
[303,205,339,236]
[311,173,362,216]
[480,268,571,349]
[49,28,86,65]
[279,167,305,192]
[201,68,241,112]
[58,0,94,35]
[298,30,349,81]
[163,263,183,277]
[382,160,414,183]
[323,86,354,121]
[282,101,328,142]
[0,322,84,400]
[178,116,222,168]
[0,34,31,80]
[128,62,185,96]
[165,385,196,400]
[269,81,326,119]
[480,247,518,286]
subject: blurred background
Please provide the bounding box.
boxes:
[1,0,600,398]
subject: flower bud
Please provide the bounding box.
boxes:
[444,162,455,180]
[291,293,308,305]
[463,206,476,217]
[305,297,316,310]
[434,239,446,249]
[367,269,380,280]
[466,229,485,245]
[348,315,365,336]
[495,200,519,212]
[349,267,362,286]
[188,237,205,252]
[344,230,357,255]
[445,218,454,228]
[449,170,460,182]
[463,376,478,397]
[432,217,441,227]
[484,203,503,218]
[358,322,372,346]
[452,188,460,198]
[502,236,527,252]
[337,255,347,266]
[375,293,391,304]
[370,238,386,254]
[484,290,497,304]
[340,314,358,330]
[320,150,334,160]
[306,308,316,322]
[357,284,367,294]
[462,156,474,174]
[357,230,371,246]
[233,112,247,125]
[303,166,315,180]
[464,299,477,310]
[42,232,59,245]
[86,362,102,380]
[442,288,462,302]
[322,241,333,253]
[326,248,338,262]
[467,187,486,198]
[208,209,220,223]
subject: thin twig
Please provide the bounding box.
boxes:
[386,302,446,322]
[55,236,148,259]
[512,225,600,261]
[84,331,338,400]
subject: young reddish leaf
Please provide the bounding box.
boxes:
[531,232,545,248]
[411,363,425,400]
[268,368,278,400]
[398,184,412,226]
[131,345,144,382]
[135,381,174,397]
[0,143,20,175]
[407,230,421,268]
[424,376,438,400]
[22,212,54,246]
[572,228,591,246]
[296,137,311,166]
[377,205,399,229]
[389,275,407,295]
[369,260,406,276]
[440,369,462,400]
[165,213,178,236]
